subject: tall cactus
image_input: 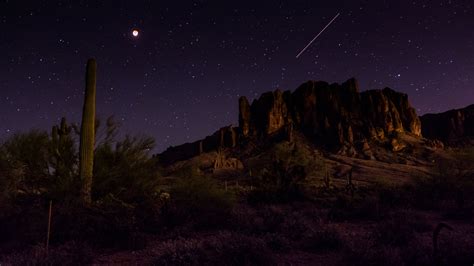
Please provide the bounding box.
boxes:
[51,117,73,174]
[79,59,96,204]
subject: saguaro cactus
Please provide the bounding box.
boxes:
[79,59,96,204]
[51,117,73,178]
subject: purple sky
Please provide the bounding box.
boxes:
[1,0,473,151]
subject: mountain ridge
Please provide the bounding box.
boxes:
[157,78,471,165]
[420,104,474,145]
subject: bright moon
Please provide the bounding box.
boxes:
[132,29,139,37]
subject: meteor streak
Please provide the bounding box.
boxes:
[296,12,340,58]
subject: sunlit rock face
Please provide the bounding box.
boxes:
[238,96,251,137]
[239,78,422,150]
[420,104,474,145]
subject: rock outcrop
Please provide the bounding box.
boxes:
[158,126,238,165]
[158,78,422,165]
[420,104,474,145]
[239,78,421,151]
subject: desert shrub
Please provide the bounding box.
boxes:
[260,206,289,233]
[0,127,78,202]
[152,232,275,266]
[436,236,474,266]
[0,131,72,249]
[373,212,415,247]
[398,210,432,233]
[50,200,142,249]
[263,233,290,251]
[339,245,404,266]
[0,197,48,249]
[173,163,202,178]
[93,135,159,202]
[166,174,235,229]
[0,130,51,197]
[154,238,202,265]
[248,160,307,204]
[232,204,310,238]
[0,241,92,266]
[0,147,20,208]
[272,142,320,171]
[442,205,474,220]
[247,142,324,204]
[280,214,317,241]
[397,231,474,266]
[403,164,474,212]
[375,185,409,208]
[450,146,474,171]
[228,204,261,232]
[397,239,432,266]
[301,227,343,252]
[93,117,160,204]
[328,193,389,222]
[343,150,474,217]
[0,198,149,251]
[246,205,288,235]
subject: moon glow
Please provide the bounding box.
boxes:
[132,29,139,37]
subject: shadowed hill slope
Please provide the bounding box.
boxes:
[420,104,474,145]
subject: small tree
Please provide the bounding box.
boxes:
[248,142,323,203]
[1,130,51,194]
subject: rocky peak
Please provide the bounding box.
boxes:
[420,104,474,145]
[239,78,421,151]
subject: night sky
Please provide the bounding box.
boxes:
[1,0,473,152]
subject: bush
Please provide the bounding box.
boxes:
[247,142,326,204]
[328,193,389,222]
[166,174,235,229]
[0,241,92,265]
[50,200,145,249]
[0,148,19,208]
[92,117,160,204]
[0,127,78,202]
[0,197,48,249]
[248,159,307,204]
[401,164,474,212]
[436,236,474,266]
[152,232,275,266]
[301,227,343,252]
[93,134,160,204]
[263,233,290,251]
[0,130,51,199]
[340,245,404,266]
[373,212,414,247]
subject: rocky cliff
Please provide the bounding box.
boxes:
[420,104,474,145]
[158,78,422,165]
[239,78,421,150]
